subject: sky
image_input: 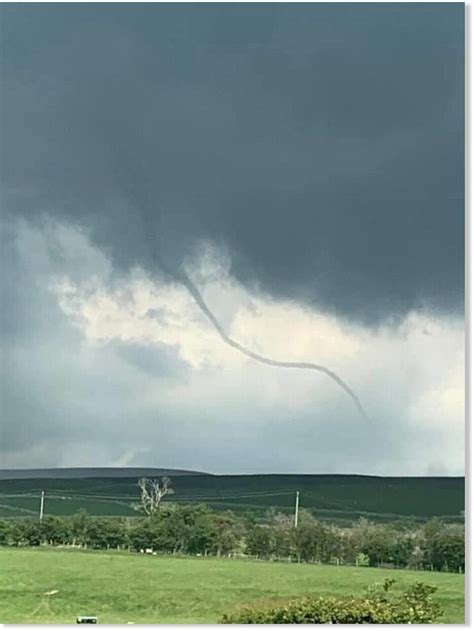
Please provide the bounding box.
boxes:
[1,3,464,475]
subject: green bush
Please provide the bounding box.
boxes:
[221,580,442,624]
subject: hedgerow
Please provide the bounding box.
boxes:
[221,579,443,624]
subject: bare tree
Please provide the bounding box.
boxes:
[132,477,174,515]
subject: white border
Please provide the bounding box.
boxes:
[0,1,469,629]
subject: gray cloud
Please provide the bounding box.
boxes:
[0,5,464,474]
[1,3,464,323]
[0,220,186,464]
[111,340,189,379]
[0,219,464,474]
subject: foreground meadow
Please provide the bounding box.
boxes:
[0,547,464,624]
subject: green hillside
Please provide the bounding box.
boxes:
[0,472,464,523]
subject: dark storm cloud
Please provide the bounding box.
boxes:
[1,3,464,323]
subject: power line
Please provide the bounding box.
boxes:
[0,489,297,503]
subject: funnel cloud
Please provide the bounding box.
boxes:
[169,265,367,419]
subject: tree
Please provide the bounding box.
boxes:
[101,519,128,549]
[83,518,127,550]
[360,526,393,567]
[84,519,106,549]
[270,513,293,559]
[185,506,217,555]
[71,509,91,546]
[40,516,71,546]
[422,518,445,570]
[128,520,156,552]
[132,477,174,516]
[293,521,323,563]
[0,520,10,546]
[245,525,272,558]
[390,534,415,568]
[212,511,242,556]
[22,520,43,546]
[428,525,464,572]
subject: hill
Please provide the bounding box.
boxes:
[0,470,464,523]
[0,467,207,480]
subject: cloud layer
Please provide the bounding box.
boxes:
[0,5,464,474]
[1,220,464,474]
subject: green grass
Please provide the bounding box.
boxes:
[0,547,464,624]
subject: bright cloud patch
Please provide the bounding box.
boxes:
[53,243,464,440]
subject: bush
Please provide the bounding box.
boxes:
[221,580,442,624]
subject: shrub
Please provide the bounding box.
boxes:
[221,580,442,624]
[355,552,370,567]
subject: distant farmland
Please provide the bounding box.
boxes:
[0,470,464,523]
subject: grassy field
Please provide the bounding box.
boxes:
[0,547,464,624]
[0,474,464,522]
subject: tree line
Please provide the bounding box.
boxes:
[0,504,464,572]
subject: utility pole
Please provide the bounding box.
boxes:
[39,491,45,522]
[294,491,299,528]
